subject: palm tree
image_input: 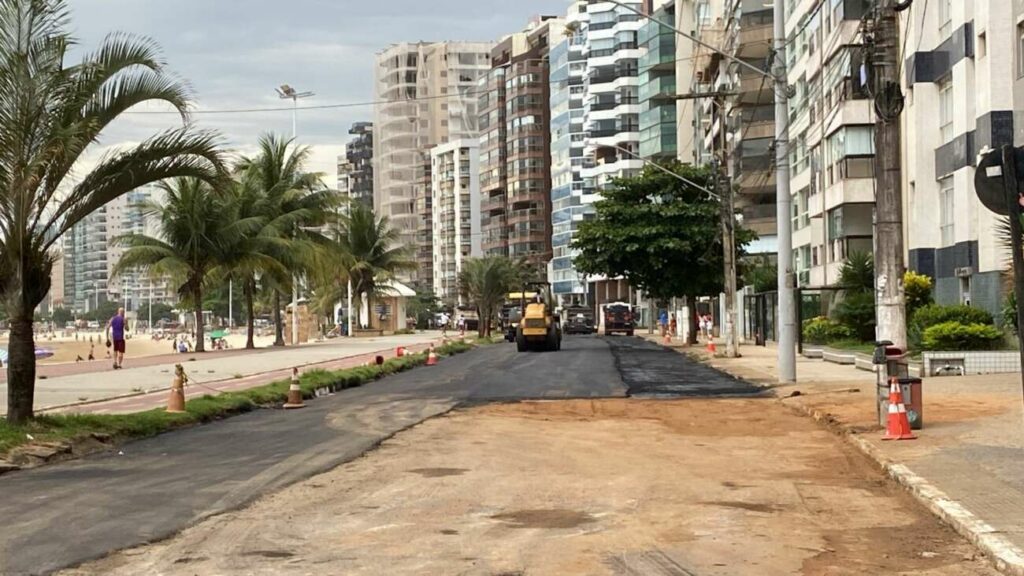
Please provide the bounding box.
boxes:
[211,177,289,349]
[116,178,241,354]
[314,202,414,332]
[239,133,336,346]
[0,0,225,423]
[458,257,516,337]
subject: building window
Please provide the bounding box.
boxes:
[938,0,952,38]
[939,178,954,247]
[1018,23,1024,78]
[938,78,953,143]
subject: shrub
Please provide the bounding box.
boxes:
[834,291,877,342]
[802,316,855,344]
[911,304,993,330]
[1003,292,1019,335]
[921,321,1003,351]
[904,271,934,318]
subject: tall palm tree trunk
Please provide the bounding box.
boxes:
[273,290,284,346]
[193,286,206,353]
[6,306,36,424]
[245,279,256,350]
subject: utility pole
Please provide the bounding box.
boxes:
[675,91,740,357]
[773,0,796,382]
[864,1,908,350]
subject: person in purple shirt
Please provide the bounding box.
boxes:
[105,307,127,370]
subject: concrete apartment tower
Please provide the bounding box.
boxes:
[63,185,174,314]
[902,0,1018,318]
[694,0,777,248]
[785,0,874,289]
[478,16,563,276]
[430,140,482,305]
[373,41,494,288]
[344,121,374,208]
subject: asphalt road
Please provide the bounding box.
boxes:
[0,335,758,575]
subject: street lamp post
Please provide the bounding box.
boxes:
[276,84,314,347]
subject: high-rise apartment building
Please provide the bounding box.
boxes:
[638,1,677,160]
[549,1,591,301]
[901,0,1016,317]
[63,186,175,313]
[430,140,482,305]
[478,16,562,273]
[785,0,874,288]
[373,41,494,289]
[695,0,777,244]
[344,121,374,207]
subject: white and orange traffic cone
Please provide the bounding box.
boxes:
[663,330,671,344]
[167,364,186,413]
[706,337,717,355]
[283,367,305,409]
[426,344,438,366]
[882,378,916,441]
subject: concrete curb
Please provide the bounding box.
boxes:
[790,400,1024,576]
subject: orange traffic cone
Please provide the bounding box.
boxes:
[706,337,717,354]
[396,346,405,358]
[283,367,305,409]
[662,330,671,344]
[882,378,916,440]
[167,364,186,413]
[426,344,438,366]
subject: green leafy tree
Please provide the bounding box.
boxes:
[116,178,240,354]
[0,1,225,423]
[82,300,122,324]
[51,307,74,327]
[572,161,754,342]
[458,257,516,337]
[406,288,442,329]
[238,133,336,346]
[834,252,876,341]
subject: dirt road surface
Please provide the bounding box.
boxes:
[64,398,995,576]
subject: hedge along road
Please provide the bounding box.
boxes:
[0,335,636,576]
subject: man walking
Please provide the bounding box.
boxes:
[105,307,127,370]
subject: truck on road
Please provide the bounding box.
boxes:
[601,302,635,336]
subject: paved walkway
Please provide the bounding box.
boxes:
[668,337,1024,572]
[0,333,443,415]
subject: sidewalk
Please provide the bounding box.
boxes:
[647,334,1024,575]
[0,333,443,415]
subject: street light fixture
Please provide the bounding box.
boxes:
[276,84,314,347]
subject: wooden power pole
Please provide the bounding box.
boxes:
[865,0,908,350]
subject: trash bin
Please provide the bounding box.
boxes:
[878,376,924,430]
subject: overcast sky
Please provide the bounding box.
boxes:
[68,0,565,178]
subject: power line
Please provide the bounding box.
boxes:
[124,89,485,116]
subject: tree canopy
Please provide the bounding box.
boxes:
[572,161,755,300]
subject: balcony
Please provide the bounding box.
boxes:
[639,76,676,102]
[738,24,773,59]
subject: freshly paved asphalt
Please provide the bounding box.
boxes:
[0,335,759,575]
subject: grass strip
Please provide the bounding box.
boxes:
[0,340,474,458]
